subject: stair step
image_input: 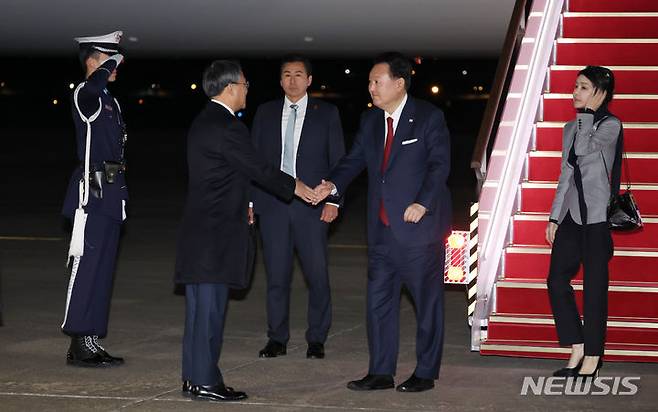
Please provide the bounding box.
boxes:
[556,39,658,66]
[519,182,658,215]
[495,280,658,319]
[569,0,658,13]
[480,339,658,362]
[505,245,658,283]
[512,214,658,248]
[543,93,658,122]
[549,66,658,94]
[563,13,658,38]
[487,315,658,346]
[528,151,658,183]
[536,122,658,152]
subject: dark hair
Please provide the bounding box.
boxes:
[280,54,312,76]
[373,52,412,91]
[202,60,242,98]
[578,65,615,107]
[78,48,101,70]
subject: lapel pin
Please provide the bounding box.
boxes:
[409,118,414,123]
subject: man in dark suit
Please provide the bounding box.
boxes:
[174,60,315,402]
[251,55,345,360]
[315,52,451,393]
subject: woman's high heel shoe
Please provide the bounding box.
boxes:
[577,358,603,378]
[553,359,583,377]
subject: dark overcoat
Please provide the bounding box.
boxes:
[175,102,295,287]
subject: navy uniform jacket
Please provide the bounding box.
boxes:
[62,59,128,222]
[329,96,451,247]
[175,102,296,288]
[250,97,345,216]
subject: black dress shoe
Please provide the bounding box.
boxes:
[553,359,583,377]
[182,380,192,397]
[67,351,113,367]
[66,336,114,368]
[191,384,247,401]
[396,374,435,392]
[258,340,286,358]
[184,379,234,396]
[91,336,124,365]
[306,342,325,359]
[347,374,394,391]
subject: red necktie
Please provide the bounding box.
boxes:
[379,117,394,226]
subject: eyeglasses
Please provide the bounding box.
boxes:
[231,81,250,89]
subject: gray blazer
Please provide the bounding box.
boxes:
[549,112,622,225]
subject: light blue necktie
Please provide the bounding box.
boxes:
[282,104,298,176]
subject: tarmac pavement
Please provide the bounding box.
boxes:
[0,129,656,411]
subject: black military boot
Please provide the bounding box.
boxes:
[91,335,125,365]
[66,335,113,367]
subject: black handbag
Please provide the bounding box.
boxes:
[602,124,643,231]
[607,190,642,231]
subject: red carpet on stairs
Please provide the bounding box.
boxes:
[550,67,658,94]
[536,123,658,152]
[569,0,658,12]
[480,0,658,363]
[543,95,658,122]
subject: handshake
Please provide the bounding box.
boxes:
[294,179,335,205]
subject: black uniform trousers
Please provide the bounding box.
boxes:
[62,213,121,337]
[366,222,445,380]
[182,283,229,385]
[259,202,331,345]
[547,212,613,356]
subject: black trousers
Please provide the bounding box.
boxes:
[182,283,229,386]
[259,203,331,345]
[547,212,613,356]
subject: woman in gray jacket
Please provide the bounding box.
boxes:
[545,66,621,378]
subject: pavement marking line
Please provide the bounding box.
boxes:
[116,387,180,410]
[0,236,64,241]
[328,243,367,249]
[1,305,427,412]
[326,323,364,339]
[0,392,431,411]
[148,398,433,411]
[0,392,138,400]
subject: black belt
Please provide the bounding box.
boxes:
[89,161,125,173]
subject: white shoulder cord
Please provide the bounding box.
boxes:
[73,82,102,208]
[67,83,102,265]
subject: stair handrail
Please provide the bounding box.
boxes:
[471,0,531,192]
[472,0,565,349]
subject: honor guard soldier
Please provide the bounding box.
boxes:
[61,31,128,367]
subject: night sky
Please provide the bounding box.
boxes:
[1,55,496,227]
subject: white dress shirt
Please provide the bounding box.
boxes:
[330,94,409,198]
[211,99,235,116]
[383,93,408,141]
